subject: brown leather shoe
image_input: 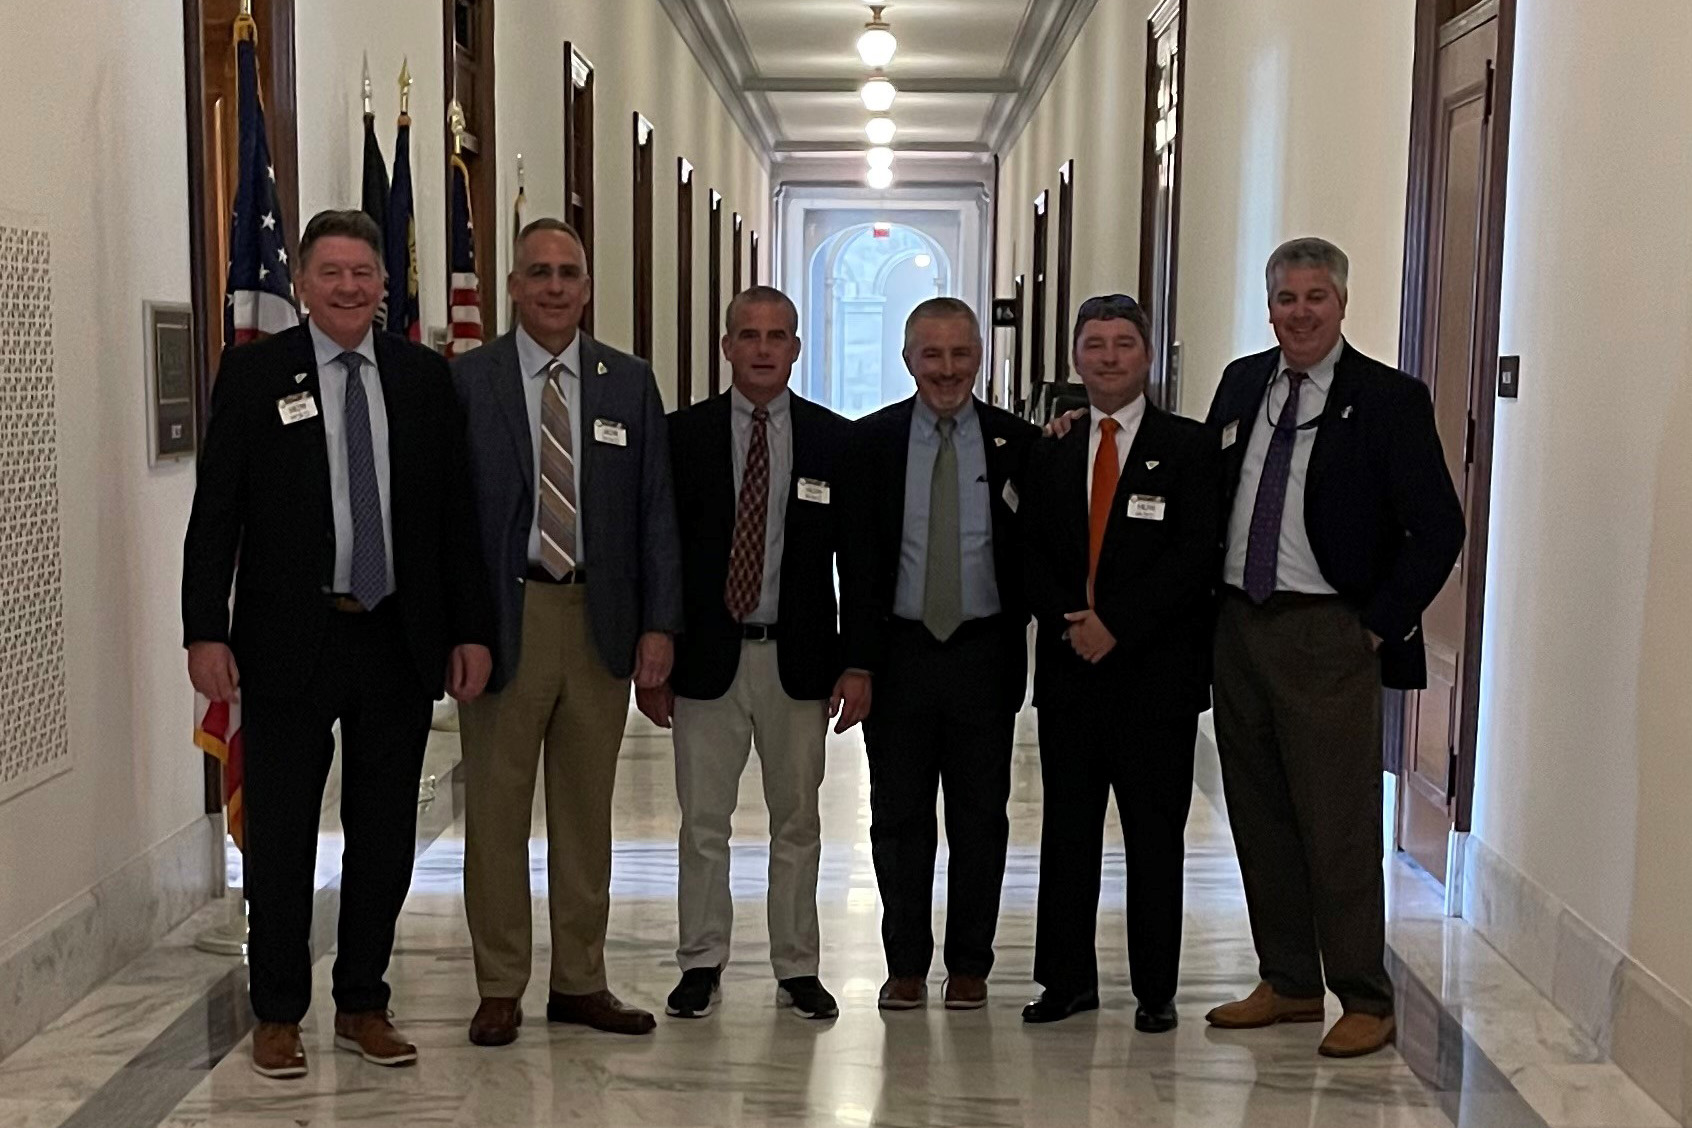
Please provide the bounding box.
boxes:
[1205,981,1327,1029]
[943,975,988,1010]
[877,976,927,1010]
[468,997,523,1046]
[1318,1012,1397,1058]
[546,989,656,1035]
[333,1010,418,1066]
[251,1021,307,1079]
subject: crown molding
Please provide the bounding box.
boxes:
[982,0,1099,151]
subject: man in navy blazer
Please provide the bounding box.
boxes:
[1202,238,1464,1057]
[452,218,682,1044]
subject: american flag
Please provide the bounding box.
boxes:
[447,154,483,356]
[222,14,297,348]
[194,698,246,851]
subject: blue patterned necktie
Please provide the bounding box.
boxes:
[1242,371,1307,604]
[339,351,389,608]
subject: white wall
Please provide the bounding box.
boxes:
[996,0,1415,418]
[1472,0,1692,1003]
[0,0,202,947]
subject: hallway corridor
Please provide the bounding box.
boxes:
[0,715,1673,1128]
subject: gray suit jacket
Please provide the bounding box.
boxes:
[452,330,682,689]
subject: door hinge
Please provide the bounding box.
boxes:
[1463,413,1476,466]
[1484,60,1496,120]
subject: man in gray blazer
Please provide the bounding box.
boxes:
[452,217,682,1044]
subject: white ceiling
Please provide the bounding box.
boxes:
[655,0,1098,173]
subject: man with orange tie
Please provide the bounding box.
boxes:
[1019,294,1219,1030]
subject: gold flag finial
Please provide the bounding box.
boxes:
[398,57,413,117]
[239,0,252,14]
[361,52,372,116]
[449,98,467,156]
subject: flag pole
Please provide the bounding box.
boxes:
[362,51,372,117]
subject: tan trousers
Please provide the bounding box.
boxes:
[673,641,828,980]
[461,582,631,997]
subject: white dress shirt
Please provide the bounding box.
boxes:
[1222,337,1344,594]
[731,387,792,626]
[309,320,394,597]
[1085,394,1149,503]
[516,325,587,567]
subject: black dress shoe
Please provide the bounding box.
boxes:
[1021,988,1100,1024]
[1135,1002,1179,1033]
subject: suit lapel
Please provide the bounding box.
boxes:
[882,397,917,559]
[287,325,332,507]
[1058,420,1091,559]
[1306,341,1362,502]
[975,397,1012,509]
[485,333,534,494]
[577,333,606,503]
[1231,350,1279,456]
[707,392,738,542]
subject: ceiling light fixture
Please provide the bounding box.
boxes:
[860,75,897,113]
[856,5,897,69]
[867,166,894,190]
[866,145,895,170]
[865,115,897,146]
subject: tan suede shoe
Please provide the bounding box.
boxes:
[251,1021,307,1079]
[877,976,928,1010]
[1204,981,1327,1029]
[1318,1012,1397,1058]
[943,975,988,1010]
[333,1010,418,1066]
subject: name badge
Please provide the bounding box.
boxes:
[797,477,831,504]
[592,418,628,447]
[1001,481,1020,513]
[1127,494,1166,521]
[277,392,319,425]
[1222,420,1239,449]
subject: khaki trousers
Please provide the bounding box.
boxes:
[461,582,631,997]
[673,641,828,980]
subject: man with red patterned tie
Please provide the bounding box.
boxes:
[637,286,868,1020]
[1019,294,1219,1032]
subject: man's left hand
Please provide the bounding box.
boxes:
[1063,609,1117,663]
[447,644,493,702]
[633,631,674,689]
[829,671,872,734]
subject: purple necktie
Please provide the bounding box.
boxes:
[1242,372,1308,604]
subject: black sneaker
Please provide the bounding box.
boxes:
[777,976,839,1019]
[666,967,721,1018]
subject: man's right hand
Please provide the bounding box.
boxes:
[1043,407,1087,439]
[635,683,675,729]
[187,642,240,702]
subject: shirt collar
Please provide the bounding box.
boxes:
[1089,393,1147,435]
[309,320,376,371]
[516,324,582,381]
[912,394,978,436]
[1276,337,1344,393]
[731,386,790,426]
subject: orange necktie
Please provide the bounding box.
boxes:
[1088,417,1121,604]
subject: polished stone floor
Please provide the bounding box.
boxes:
[0,711,1677,1127]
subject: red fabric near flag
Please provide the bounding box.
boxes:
[447,155,483,357]
[194,695,245,852]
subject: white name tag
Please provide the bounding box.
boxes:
[277,392,319,425]
[797,477,831,504]
[1001,481,1020,513]
[592,418,628,446]
[1222,420,1239,449]
[1127,494,1166,521]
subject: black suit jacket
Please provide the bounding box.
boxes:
[182,324,492,698]
[839,395,1038,706]
[1205,341,1465,690]
[1023,403,1221,716]
[667,391,852,702]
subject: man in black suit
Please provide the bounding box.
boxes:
[840,298,1037,1012]
[182,210,492,1079]
[1020,295,1219,1032]
[1203,238,1464,1057]
[453,218,682,1044]
[635,286,868,1022]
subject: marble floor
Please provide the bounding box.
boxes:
[0,711,1677,1128]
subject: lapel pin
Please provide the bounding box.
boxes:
[1146,460,1159,470]
[294,372,308,384]
[596,361,608,375]
[993,436,1007,447]
[1342,405,1354,419]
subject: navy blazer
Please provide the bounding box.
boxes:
[452,331,683,689]
[1205,341,1465,690]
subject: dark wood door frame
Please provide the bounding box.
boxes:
[1054,159,1075,382]
[708,191,723,396]
[1139,0,1186,410]
[443,0,498,339]
[632,113,655,361]
[563,43,595,333]
[1030,190,1049,389]
[676,159,694,404]
[1397,0,1515,834]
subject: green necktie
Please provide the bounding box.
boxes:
[923,415,963,642]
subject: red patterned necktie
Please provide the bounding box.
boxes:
[725,406,770,621]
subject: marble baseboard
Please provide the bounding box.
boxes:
[1464,834,1692,1124]
[0,815,217,1062]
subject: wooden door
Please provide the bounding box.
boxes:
[1399,3,1504,881]
[1140,0,1185,410]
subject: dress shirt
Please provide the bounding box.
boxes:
[1085,394,1149,502]
[894,397,1000,622]
[516,325,587,567]
[730,387,791,625]
[1222,337,1343,594]
[309,320,394,597]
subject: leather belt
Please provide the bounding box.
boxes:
[740,623,779,641]
[327,595,369,613]
[525,565,588,585]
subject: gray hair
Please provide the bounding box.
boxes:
[724,285,798,335]
[514,216,590,271]
[300,209,383,268]
[1265,237,1349,299]
[903,297,981,352]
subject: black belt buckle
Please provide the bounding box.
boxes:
[740,623,779,641]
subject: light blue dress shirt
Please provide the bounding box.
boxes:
[309,320,394,597]
[894,397,1001,622]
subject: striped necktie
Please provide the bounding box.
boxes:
[537,359,578,578]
